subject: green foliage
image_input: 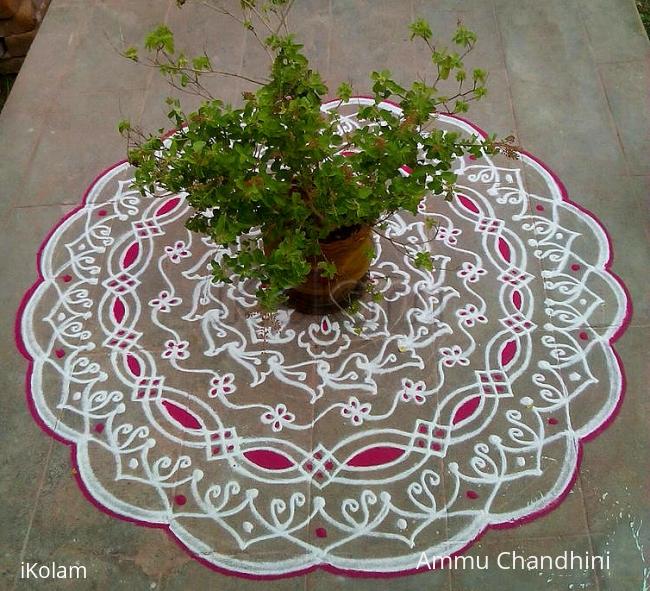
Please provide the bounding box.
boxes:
[117,119,131,135]
[124,47,139,61]
[125,15,511,311]
[317,261,338,279]
[336,82,353,102]
[413,251,434,271]
[144,25,175,54]
[409,18,432,41]
[192,55,211,71]
[452,24,477,48]
[638,0,650,36]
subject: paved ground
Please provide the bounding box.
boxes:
[0,0,648,589]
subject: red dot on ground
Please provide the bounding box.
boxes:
[579,332,589,340]
[315,527,327,538]
[61,275,72,283]
[94,423,104,433]
[535,204,545,212]
[571,264,581,271]
[55,349,65,358]
[98,209,107,217]
[174,494,187,506]
[466,490,479,500]
[548,417,559,425]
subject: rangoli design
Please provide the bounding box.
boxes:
[17,98,630,577]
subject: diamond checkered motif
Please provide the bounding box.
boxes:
[412,420,449,455]
[474,370,513,397]
[301,445,339,485]
[132,375,165,401]
[499,266,535,287]
[499,313,537,334]
[475,216,504,234]
[103,328,141,351]
[102,272,140,295]
[132,218,163,238]
[206,427,239,459]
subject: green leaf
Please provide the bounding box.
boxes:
[414,251,434,271]
[472,68,487,84]
[474,86,487,99]
[347,300,361,315]
[363,244,376,262]
[144,25,175,54]
[192,55,211,71]
[337,82,353,102]
[409,18,432,41]
[452,25,477,48]
[317,261,337,279]
[117,119,131,135]
[124,47,139,61]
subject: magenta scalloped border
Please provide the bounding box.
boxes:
[14,99,632,580]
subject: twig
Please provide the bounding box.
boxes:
[275,0,296,35]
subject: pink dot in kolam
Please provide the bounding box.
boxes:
[579,332,589,340]
[315,527,327,538]
[466,490,479,500]
[571,264,581,271]
[174,494,187,506]
[535,204,544,212]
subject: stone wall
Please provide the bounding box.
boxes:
[0,0,50,74]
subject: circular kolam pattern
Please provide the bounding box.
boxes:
[17,98,630,578]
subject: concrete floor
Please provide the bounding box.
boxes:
[0,0,648,589]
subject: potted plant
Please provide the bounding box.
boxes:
[120,0,516,313]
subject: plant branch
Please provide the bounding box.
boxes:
[275,0,296,34]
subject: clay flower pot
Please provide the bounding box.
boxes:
[265,225,373,314]
[289,225,372,313]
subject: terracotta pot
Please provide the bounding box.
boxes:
[265,225,373,314]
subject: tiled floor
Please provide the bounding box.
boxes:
[1,1,648,589]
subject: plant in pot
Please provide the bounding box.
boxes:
[120,0,517,316]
